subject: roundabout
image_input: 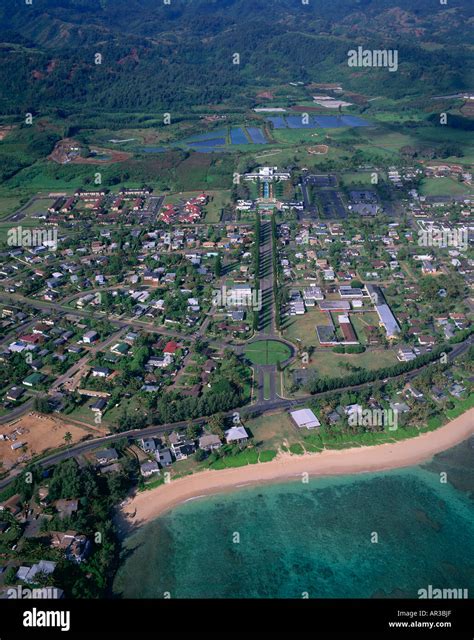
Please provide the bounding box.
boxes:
[244,340,292,366]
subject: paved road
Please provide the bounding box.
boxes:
[49,326,128,393]
[0,247,471,492]
[258,221,275,335]
[251,219,280,401]
[3,195,44,222]
[257,368,264,402]
[0,318,37,347]
[0,292,229,350]
[0,334,471,491]
[0,399,34,425]
[0,327,127,424]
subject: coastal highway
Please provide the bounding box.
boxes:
[0,334,471,491]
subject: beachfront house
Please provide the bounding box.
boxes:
[199,434,222,452]
[140,461,160,477]
[224,425,249,445]
[290,408,321,430]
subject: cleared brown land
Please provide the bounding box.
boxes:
[49,138,131,165]
[308,145,329,154]
[460,102,474,117]
[71,147,131,164]
[0,413,105,470]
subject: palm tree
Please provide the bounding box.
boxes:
[64,432,72,447]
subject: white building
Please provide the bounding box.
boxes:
[290,408,320,430]
[243,166,290,182]
[225,426,249,444]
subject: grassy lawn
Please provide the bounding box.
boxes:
[20,197,57,215]
[350,313,380,343]
[445,392,474,419]
[244,340,291,365]
[259,450,278,462]
[165,191,207,204]
[301,426,427,451]
[208,448,259,469]
[263,372,271,400]
[340,172,383,187]
[295,347,398,379]
[248,412,302,450]
[0,196,25,219]
[283,310,329,346]
[65,403,97,426]
[361,130,417,152]
[271,128,324,145]
[289,443,305,455]
[100,395,148,428]
[140,475,166,491]
[427,414,444,429]
[312,349,398,378]
[204,189,231,222]
[418,177,473,197]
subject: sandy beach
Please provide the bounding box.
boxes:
[120,408,474,532]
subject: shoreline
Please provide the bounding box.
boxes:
[118,408,474,536]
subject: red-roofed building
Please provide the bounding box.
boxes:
[185,203,200,214]
[111,196,124,212]
[338,315,358,345]
[160,203,177,224]
[20,334,43,345]
[163,341,180,355]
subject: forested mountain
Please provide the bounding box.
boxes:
[0,0,473,113]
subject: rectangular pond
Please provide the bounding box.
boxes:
[246,127,268,144]
[230,128,249,144]
[267,115,369,129]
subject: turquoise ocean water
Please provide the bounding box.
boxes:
[113,439,474,598]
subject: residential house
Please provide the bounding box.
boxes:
[224,425,249,444]
[95,448,119,465]
[199,434,222,451]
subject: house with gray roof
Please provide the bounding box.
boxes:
[199,434,222,451]
[224,425,249,444]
